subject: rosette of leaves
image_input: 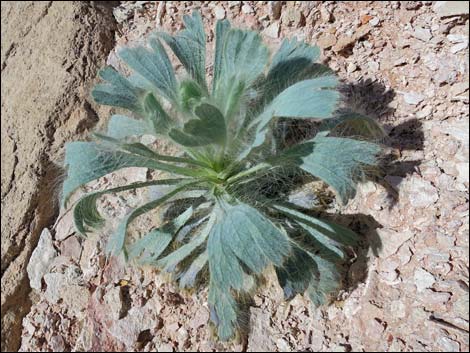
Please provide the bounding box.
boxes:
[62,12,383,340]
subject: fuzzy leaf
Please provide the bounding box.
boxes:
[179,250,208,288]
[321,110,386,140]
[273,204,359,247]
[279,135,381,203]
[128,206,194,262]
[169,103,226,147]
[92,66,146,113]
[74,179,183,235]
[143,93,173,134]
[214,29,269,114]
[157,214,215,272]
[106,115,150,140]
[119,38,177,102]
[208,284,238,341]
[262,38,320,101]
[62,142,201,205]
[158,11,207,91]
[107,182,197,255]
[240,76,340,160]
[212,19,231,94]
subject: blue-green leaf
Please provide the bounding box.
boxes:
[179,250,208,288]
[157,213,215,272]
[118,39,177,102]
[62,142,202,206]
[107,182,197,255]
[278,135,381,203]
[73,179,184,235]
[143,93,173,134]
[169,103,226,147]
[212,19,231,94]
[106,115,150,140]
[321,110,386,140]
[158,11,207,92]
[128,206,194,262]
[92,66,147,113]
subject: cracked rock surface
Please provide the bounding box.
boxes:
[1,1,117,351]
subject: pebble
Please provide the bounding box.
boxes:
[450,41,468,53]
[263,22,280,39]
[433,1,470,17]
[414,268,436,292]
[403,91,425,105]
[214,5,226,20]
[369,17,380,26]
[242,4,254,14]
[412,27,433,42]
[346,62,357,73]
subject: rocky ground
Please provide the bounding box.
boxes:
[13,1,469,352]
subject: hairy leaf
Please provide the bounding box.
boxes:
[158,11,207,92]
[62,142,202,205]
[279,135,381,203]
[119,38,178,102]
[107,181,197,255]
[169,103,226,147]
[92,66,146,113]
[106,115,150,140]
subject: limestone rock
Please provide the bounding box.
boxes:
[26,229,57,290]
[433,1,470,17]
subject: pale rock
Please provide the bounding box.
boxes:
[189,307,209,329]
[456,162,469,184]
[50,335,66,352]
[447,34,469,43]
[450,41,468,53]
[320,7,333,23]
[433,1,469,17]
[412,27,433,42]
[263,22,280,39]
[214,6,226,20]
[27,228,57,290]
[422,289,451,311]
[228,1,241,9]
[282,6,305,27]
[449,81,470,97]
[416,105,433,119]
[333,25,371,52]
[406,177,439,208]
[376,228,414,259]
[414,268,436,292]
[403,91,425,105]
[247,308,277,351]
[156,343,174,352]
[347,62,357,73]
[368,61,380,72]
[241,4,254,14]
[438,337,460,352]
[276,338,291,351]
[369,17,380,26]
[54,209,76,241]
